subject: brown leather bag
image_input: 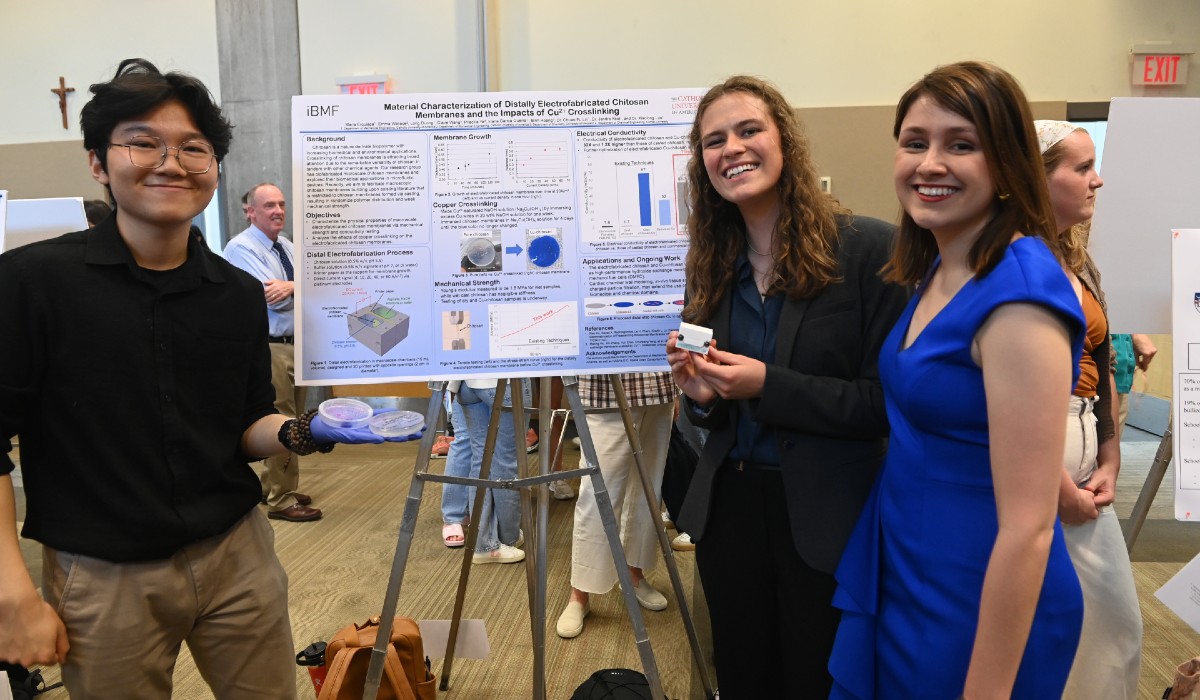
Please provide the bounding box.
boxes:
[316,616,436,700]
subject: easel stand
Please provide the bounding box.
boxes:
[359,375,715,700]
[1124,412,1174,551]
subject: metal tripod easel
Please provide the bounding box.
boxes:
[358,375,715,700]
[1124,411,1174,551]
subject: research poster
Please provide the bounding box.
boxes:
[1171,228,1200,520]
[292,88,705,385]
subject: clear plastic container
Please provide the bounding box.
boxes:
[464,238,496,266]
[368,410,425,438]
[318,398,373,429]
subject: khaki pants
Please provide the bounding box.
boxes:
[570,402,672,593]
[263,342,307,510]
[43,510,296,700]
[1061,395,1143,699]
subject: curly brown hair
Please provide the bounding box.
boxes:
[683,76,847,324]
[884,61,1057,285]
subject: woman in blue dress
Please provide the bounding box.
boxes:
[829,61,1086,699]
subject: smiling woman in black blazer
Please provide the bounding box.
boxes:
[665,76,907,699]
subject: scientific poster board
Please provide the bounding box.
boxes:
[292,88,705,385]
[1090,98,1200,334]
[1172,229,1200,520]
[2,196,86,252]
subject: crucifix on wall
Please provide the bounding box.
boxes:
[50,76,75,130]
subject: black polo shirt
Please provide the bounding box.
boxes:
[0,216,278,562]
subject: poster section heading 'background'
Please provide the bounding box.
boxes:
[292,87,706,385]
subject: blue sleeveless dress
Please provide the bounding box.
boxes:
[829,237,1085,699]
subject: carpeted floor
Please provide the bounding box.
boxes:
[17,436,709,699]
[13,425,1200,699]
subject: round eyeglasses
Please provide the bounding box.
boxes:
[109,135,216,174]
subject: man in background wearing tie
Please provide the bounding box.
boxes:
[224,183,321,522]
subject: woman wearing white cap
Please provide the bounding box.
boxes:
[1037,119,1142,700]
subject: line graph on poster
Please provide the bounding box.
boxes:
[435,140,501,182]
[488,301,579,359]
[509,136,571,181]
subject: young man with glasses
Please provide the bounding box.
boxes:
[0,58,398,697]
[224,183,321,522]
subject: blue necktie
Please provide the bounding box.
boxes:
[272,240,294,281]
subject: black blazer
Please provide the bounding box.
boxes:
[676,215,909,574]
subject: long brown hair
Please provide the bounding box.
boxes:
[683,76,847,324]
[884,61,1057,285]
[1041,133,1090,276]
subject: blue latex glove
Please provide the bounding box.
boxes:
[309,410,425,445]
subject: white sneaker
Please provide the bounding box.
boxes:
[671,532,695,552]
[634,579,668,611]
[472,544,525,564]
[549,479,575,500]
[661,511,675,530]
[556,600,590,638]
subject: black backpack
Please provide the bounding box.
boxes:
[571,668,653,700]
[1,663,63,700]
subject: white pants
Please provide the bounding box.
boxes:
[1062,395,1143,700]
[570,402,672,593]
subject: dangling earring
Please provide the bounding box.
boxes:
[997,193,1011,201]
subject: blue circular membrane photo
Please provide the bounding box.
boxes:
[528,235,561,268]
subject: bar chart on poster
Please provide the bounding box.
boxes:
[579,148,691,242]
[293,87,705,384]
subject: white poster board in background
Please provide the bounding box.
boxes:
[0,190,8,251]
[292,88,705,386]
[1090,98,1200,334]
[1171,229,1200,520]
[3,197,86,252]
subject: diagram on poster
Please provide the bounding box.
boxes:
[348,302,410,356]
[293,88,704,384]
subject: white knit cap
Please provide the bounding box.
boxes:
[1035,119,1082,154]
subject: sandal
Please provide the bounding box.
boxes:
[442,522,465,548]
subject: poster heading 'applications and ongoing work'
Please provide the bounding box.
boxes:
[292,88,705,385]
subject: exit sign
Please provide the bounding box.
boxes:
[335,74,392,95]
[343,82,383,94]
[1131,46,1192,86]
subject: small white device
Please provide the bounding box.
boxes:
[676,321,713,355]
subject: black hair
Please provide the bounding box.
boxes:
[80,58,233,173]
[83,199,112,226]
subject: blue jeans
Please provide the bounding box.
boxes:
[440,381,528,553]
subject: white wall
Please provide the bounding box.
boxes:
[3,0,1198,147]
[297,0,485,94]
[0,0,220,146]
[298,0,1200,106]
